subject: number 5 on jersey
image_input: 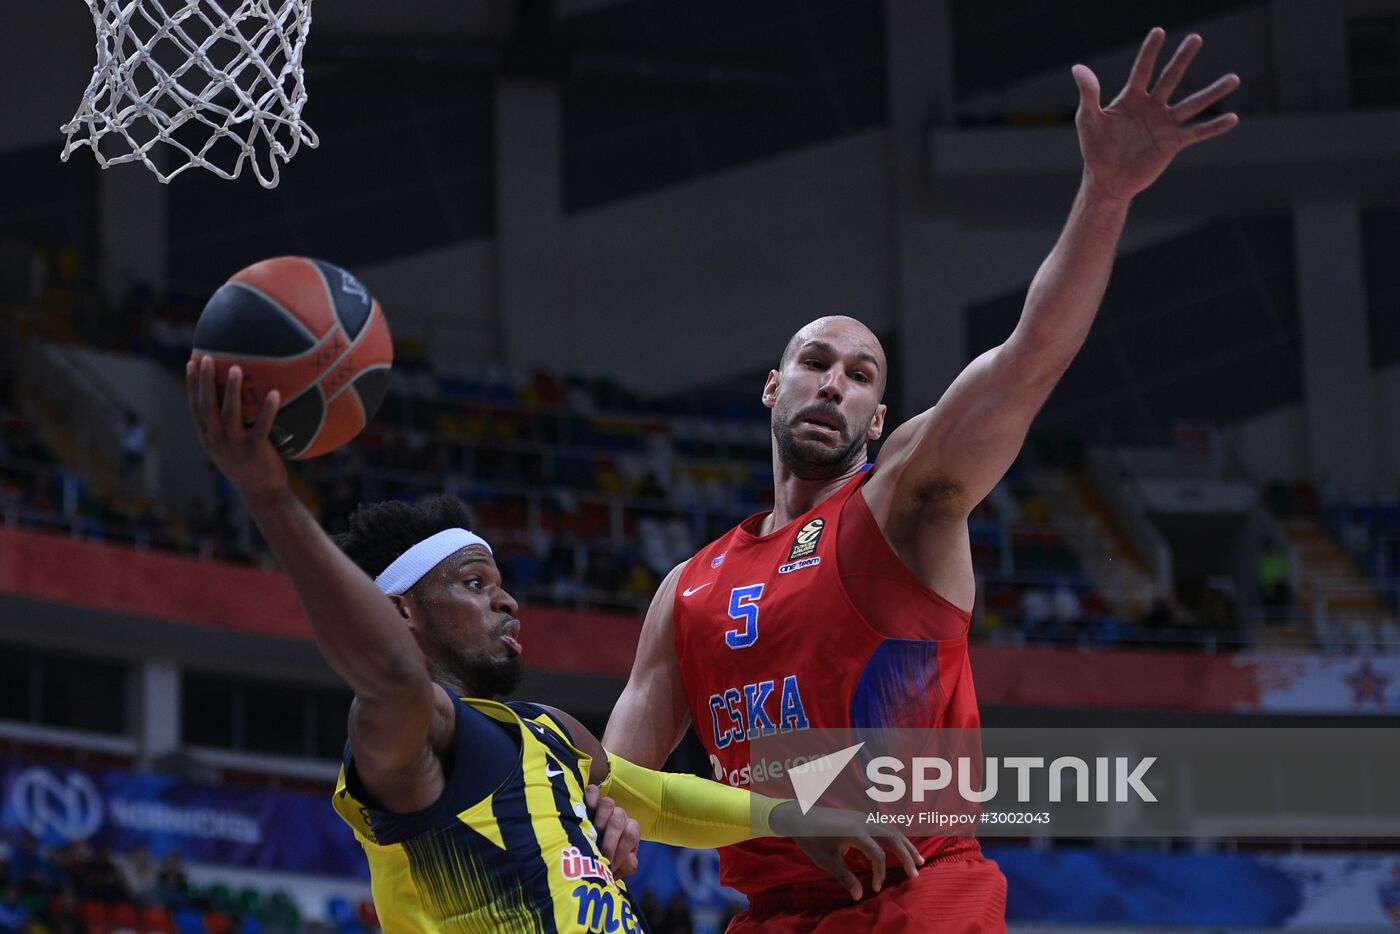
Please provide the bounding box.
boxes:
[725,584,764,649]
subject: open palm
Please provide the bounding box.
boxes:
[1074,28,1240,202]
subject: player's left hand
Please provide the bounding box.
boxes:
[585,784,641,878]
[772,803,924,901]
[1072,27,1240,202]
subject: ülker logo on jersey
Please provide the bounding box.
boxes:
[560,846,615,886]
[788,518,825,560]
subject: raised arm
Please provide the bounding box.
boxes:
[602,562,692,768]
[873,28,1239,517]
[188,356,451,810]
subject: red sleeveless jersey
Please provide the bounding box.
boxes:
[673,469,983,897]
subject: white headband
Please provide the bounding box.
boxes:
[374,528,493,595]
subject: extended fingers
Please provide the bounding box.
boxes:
[853,836,886,893]
[832,861,862,902]
[1170,72,1240,122]
[189,355,220,440]
[866,826,924,880]
[1181,111,1239,146]
[1152,33,1202,102]
[222,364,246,440]
[185,357,202,426]
[892,834,923,879]
[1126,27,1166,94]
[251,389,280,442]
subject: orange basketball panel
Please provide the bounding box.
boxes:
[229,256,337,338]
[322,303,393,403]
[210,331,350,421]
[297,387,366,459]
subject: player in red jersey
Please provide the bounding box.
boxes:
[604,28,1240,932]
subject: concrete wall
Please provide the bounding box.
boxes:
[1227,362,1400,493]
[959,5,1274,117]
[358,240,498,367]
[1226,403,1310,485]
[559,132,893,392]
[359,131,893,393]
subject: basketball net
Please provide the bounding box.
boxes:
[60,0,319,189]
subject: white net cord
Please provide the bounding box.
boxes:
[60,0,319,189]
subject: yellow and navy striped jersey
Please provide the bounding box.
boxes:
[332,694,650,934]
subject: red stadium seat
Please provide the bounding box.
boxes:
[142,904,176,934]
[111,901,141,931]
[203,910,236,934]
[80,900,112,928]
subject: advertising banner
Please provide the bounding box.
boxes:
[0,757,366,878]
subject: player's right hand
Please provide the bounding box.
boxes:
[187,354,288,503]
[584,784,641,878]
[770,802,923,901]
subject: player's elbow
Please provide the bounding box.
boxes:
[996,336,1072,392]
[341,651,429,703]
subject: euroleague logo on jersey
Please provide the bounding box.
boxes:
[787,518,825,560]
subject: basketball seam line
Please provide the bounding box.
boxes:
[226,280,320,345]
[190,324,348,369]
[321,304,385,405]
[345,381,367,429]
[335,362,393,407]
[309,259,367,344]
[308,259,379,406]
[290,383,330,459]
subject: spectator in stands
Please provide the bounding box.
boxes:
[68,842,126,902]
[120,410,148,496]
[114,847,157,904]
[155,852,190,908]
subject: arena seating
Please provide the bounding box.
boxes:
[1,309,1133,646]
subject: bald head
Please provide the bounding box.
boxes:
[779,316,888,396]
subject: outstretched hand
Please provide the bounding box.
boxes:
[1073,27,1240,202]
[187,354,288,503]
[771,802,924,901]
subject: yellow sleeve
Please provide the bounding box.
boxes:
[598,752,785,849]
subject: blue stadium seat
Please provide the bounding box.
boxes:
[173,907,206,934]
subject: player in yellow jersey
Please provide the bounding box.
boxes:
[187,357,921,933]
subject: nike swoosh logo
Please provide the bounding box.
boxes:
[545,764,564,779]
[682,582,713,597]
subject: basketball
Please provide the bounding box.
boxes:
[191,256,393,460]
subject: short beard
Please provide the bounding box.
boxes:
[772,414,867,481]
[416,599,526,699]
[459,653,524,699]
